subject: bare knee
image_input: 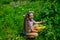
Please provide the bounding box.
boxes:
[32,33,38,37]
[27,33,38,38]
[34,33,38,37]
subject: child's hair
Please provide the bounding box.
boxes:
[25,11,34,19]
[24,11,34,31]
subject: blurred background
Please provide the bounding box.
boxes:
[0,0,60,40]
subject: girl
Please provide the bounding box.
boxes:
[24,11,45,38]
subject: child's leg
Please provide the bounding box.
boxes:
[33,24,38,30]
[27,33,38,38]
[33,25,42,32]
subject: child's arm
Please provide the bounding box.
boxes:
[34,21,43,24]
[33,19,47,24]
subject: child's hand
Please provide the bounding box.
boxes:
[42,20,47,23]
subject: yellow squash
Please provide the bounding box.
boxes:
[37,26,46,30]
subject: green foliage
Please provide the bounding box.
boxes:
[0,0,60,40]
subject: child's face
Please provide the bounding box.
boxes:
[29,13,34,19]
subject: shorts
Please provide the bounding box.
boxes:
[24,32,28,36]
[24,30,32,36]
